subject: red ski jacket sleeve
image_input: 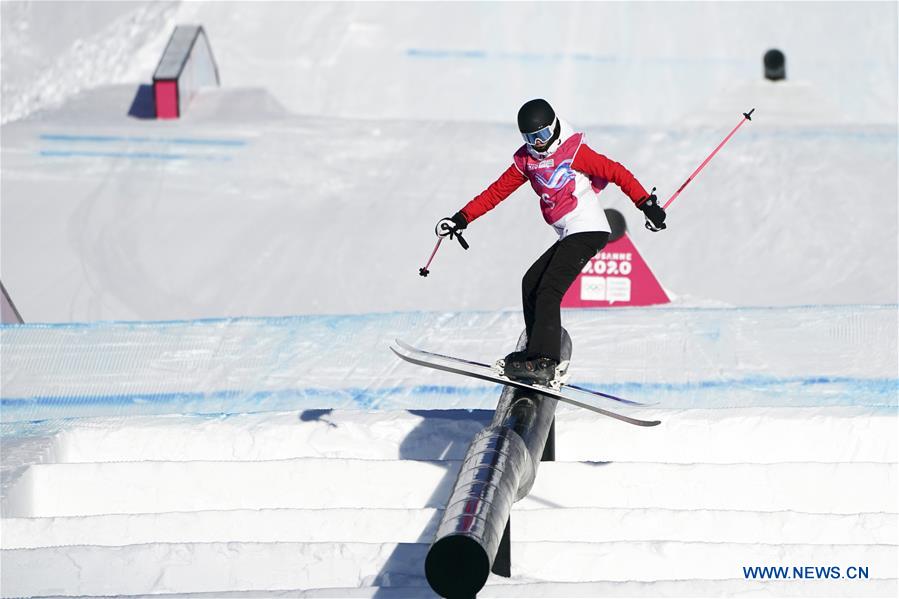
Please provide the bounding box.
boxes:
[459,164,528,223]
[572,144,651,206]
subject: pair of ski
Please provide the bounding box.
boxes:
[390,339,660,427]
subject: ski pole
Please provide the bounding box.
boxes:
[419,237,443,277]
[663,108,755,210]
[419,222,470,277]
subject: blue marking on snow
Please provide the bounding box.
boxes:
[571,376,898,405]
[0,310,432,329]
[0,384,497,411]
[2,306,895,430]
[2,377,895,432]
[38,149,233,161]
[406,48,748,65]
[40,134,247,146]
[3,303,896,331]
[406,48,487,60]
[37,133,246,160]
[406,48,617,63]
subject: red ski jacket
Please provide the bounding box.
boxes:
[459,144,649,226]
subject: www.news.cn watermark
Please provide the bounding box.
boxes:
[743,566,870,580]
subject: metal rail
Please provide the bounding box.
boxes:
[425,329,569,598]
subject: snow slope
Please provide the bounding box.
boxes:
[1,1,897,598]
[1,2,897,321]
[1,90,896,321]
[3,1,896,126]
[2,307,896,425]
[2,307,896,596]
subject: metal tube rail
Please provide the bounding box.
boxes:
[425,329,571,598]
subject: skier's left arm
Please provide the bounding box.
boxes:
[572,144,667,231]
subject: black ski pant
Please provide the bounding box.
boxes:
[523,231,610,361]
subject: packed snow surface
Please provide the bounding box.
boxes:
[2,307,896,596]
[1,1,897,598]
[1,3,897,321]
[2,1,896,126]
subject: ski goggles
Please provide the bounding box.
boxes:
[521,118,558,146]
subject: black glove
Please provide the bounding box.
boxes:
[638,194,667,232]
[435,212,469,249]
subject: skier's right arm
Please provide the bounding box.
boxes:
[437,165,527,237]
[458,164,528,224]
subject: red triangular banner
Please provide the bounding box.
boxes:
[562,232,670,308]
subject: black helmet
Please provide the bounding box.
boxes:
[518,99,555,132]
[517,99,560,151]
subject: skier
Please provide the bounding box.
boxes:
[436,98,667,384]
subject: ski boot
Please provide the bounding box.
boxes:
[501,350,527,369]
[502,353,560,386]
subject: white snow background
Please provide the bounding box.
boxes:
[0,1,897,597]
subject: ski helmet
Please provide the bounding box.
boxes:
[517,99,560,150]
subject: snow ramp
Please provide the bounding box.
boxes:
[1,306,896,597]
